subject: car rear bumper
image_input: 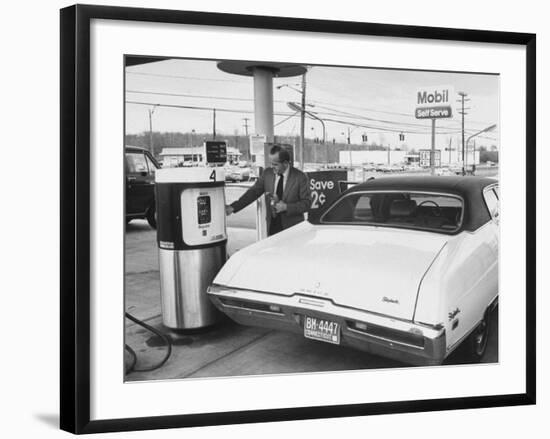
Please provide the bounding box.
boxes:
[208,284,447,366]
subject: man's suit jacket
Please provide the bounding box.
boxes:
[230,166,311,230]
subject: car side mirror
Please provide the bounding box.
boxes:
[140,171,148,177]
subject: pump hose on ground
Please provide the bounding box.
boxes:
[124,312,173,374]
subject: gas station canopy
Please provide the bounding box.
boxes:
[125,56,170,67]
[217,61,307,77]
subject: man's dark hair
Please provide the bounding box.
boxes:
[270,144,291,163]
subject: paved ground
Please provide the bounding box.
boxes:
[124,174,498,382]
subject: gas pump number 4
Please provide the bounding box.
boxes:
[310,178,334,209]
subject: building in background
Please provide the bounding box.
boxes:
[159,146,242,167]
[339,149,480,168]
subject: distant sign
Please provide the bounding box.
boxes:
[415,85,455,119]
[306,170,347,223]
[416,106,452,119]
[419,149,441,167]
[204,141,227,164]
[250,135,267,156]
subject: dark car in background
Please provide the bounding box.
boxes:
[125,146,159,228]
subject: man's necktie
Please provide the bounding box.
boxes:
[276,174,284,201]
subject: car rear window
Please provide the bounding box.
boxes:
[321,191,464,233]
[126,152,148,174]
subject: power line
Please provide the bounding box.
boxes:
[302,108,478,135]
[275,111,299,127]
[128,89,496,134]
[127,89,424,126]
[310,107,444,130]
[304,86,496,126]
[127,100,248,114]
[307,96,413,117]
[290,99,492,134]
[314,116,464,135]
[127,100,492,138]
[127,73,495,126]
[127,89,288,105]
[126,100,293,118]
[126,71,248,84]
[127,89,254,102]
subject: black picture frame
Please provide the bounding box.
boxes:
[60,4,536,434]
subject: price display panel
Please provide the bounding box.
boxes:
[197,195,212,225]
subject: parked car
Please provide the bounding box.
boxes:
[225,164,254,182]
[362,163,377,172]
[125,146,159,228]
[435,166,454,176]
[376,164,404,173]
[449,165,463,175]
[208,176,499,366]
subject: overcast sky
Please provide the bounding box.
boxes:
[125,58,499,151]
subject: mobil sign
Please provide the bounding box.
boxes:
[415,85,454,119]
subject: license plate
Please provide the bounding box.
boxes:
[304,316,340,345]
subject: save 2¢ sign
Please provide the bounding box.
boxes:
[306,170,347,223]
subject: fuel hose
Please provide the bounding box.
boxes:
[124,312,173,374]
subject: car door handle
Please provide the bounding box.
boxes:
[128,176,137,182]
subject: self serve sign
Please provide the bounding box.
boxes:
[415,86,454,119]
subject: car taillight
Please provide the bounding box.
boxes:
[218,298,284,314]
[348,320,425,348]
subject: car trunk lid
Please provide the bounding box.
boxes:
[222,223,449,321]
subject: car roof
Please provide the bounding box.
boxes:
[125,145,150,153]
[348,175,497,196]
[343,175,498,232]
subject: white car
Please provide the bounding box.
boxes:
[224,164,254,182]
[435,167,454,176]
[208,176,499,366]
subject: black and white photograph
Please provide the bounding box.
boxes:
[55,3,537,434]
[123,57,500,381]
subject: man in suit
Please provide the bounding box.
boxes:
[225,145,311,236]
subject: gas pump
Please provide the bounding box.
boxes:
[155,166,227,330]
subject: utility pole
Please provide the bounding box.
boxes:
[457,92,470,175]
[289,101,325,167]
[431,118,436,175]
[347,127,352,168]
[300,73,307,169]
[191,129,196,163]
[212,108,216,139]
[473,140,476,173]
[466,124,497,174]
[148,105,158,154]
[325,131,329,166]
[243,118,250,160]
